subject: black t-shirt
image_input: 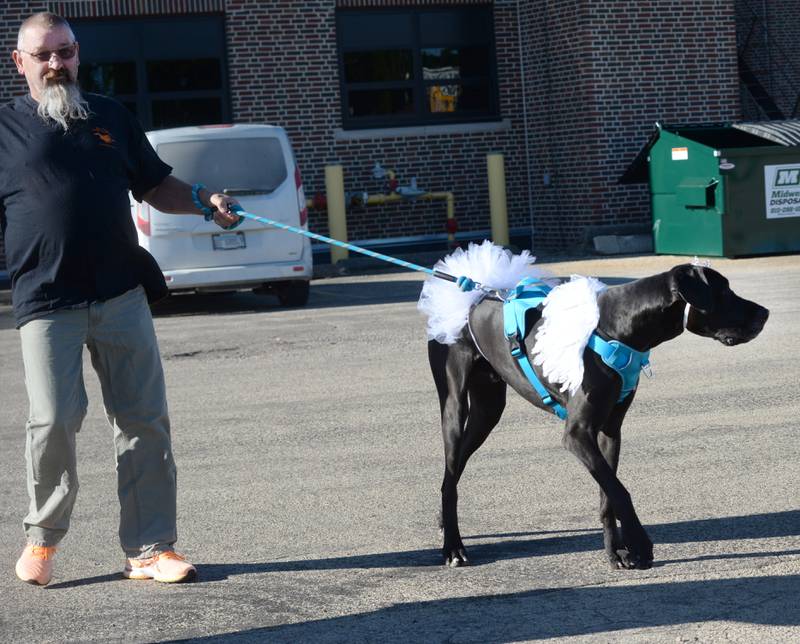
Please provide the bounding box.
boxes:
[0,93,171,327]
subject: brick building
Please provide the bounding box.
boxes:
[0,0,798,273]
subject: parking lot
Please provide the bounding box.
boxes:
[0,252,798,643]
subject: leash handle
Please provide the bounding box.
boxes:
[229,205,439,276]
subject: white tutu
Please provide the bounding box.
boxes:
[531,276,607,395]
[417,240,551,345]
[419,243,607,395]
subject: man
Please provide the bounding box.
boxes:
[1,12,242,586]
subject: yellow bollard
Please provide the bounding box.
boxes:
[324,164,348,263]
[487,153,510,247]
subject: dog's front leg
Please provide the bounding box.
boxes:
[597,429,626,568]
[562,413,653,569]
[595,401,648,569]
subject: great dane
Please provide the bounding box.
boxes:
[428,263,769,569]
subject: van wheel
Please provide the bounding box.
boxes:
[276,280,310,307]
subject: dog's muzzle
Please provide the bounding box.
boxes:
[686,299,769,346]
[717,305,769,346]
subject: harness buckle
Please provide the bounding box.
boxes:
[507,332,522,357]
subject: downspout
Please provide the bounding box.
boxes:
[516,0,535,250]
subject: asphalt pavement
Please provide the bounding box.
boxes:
[0,252,798,643]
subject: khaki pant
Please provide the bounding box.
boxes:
[19,286,177,558]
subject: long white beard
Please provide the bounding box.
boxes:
[37,80,89,131]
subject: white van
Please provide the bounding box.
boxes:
[131,124,312,306]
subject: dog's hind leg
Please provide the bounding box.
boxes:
[429,339,470,557]
[429,340,506,567]
[443,362,507,566]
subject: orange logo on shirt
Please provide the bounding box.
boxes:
[92,127,115,147]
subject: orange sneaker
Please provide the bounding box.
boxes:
[123,551,196,583]
[15,545,57,586]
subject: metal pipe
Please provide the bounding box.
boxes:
[362,191,453,207]
[364,191,456,245]
[311,186,456,251]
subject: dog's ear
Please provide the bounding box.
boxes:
[671,265,714,312]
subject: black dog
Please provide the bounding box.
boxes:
[428,264,768,569]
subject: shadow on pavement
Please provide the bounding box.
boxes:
[190,509,800,582]
[46,572,120,590]
[167,574,800,642]
[50,510,799,591]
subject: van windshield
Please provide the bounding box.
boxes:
[156,137,288,193]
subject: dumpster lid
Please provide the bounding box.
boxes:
[620,119,800,183]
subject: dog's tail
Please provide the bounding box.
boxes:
[418,240,550,345]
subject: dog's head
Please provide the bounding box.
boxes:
[670,265,769,346]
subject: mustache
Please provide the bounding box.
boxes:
[43,69,72,83]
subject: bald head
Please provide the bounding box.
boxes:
[17,12,74,50]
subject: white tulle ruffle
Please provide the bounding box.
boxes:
[417,240,549,345]
[531,275,607,394]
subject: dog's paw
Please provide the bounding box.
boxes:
[611,547,653,570]
[445,551,469,567]
[443,545,469,567]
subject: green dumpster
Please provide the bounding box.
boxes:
[621,120,800,257]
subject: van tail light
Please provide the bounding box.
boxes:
[295,165,308,227]
[136,202,151,236]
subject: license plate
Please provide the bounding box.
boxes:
[212,232,246,250]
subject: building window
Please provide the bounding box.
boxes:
[72,16,229,131]
[336,6,499,129]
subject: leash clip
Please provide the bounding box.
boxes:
[641,362,653,379]
[477,282,512,301]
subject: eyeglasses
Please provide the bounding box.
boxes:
[21,43,77,62]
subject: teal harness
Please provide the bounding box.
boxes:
[502,278,651,420]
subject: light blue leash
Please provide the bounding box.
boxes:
[227,205,499,296]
